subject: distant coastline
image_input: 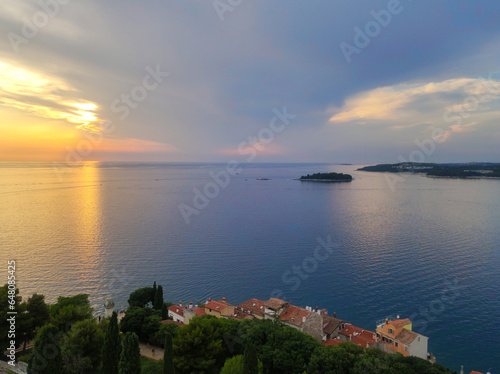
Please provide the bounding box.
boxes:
[358,162,500,179]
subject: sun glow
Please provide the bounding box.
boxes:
[0,61,101,128]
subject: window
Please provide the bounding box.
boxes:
[404,345,408,352]
[388,328,394,334]
[395,342,399,347]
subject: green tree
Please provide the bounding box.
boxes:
[161,303,168,320]
[155,323,180,346]
[247,319,319,374]
[120,306,149,339]
[101,311,121,374]
[27,293,50,330]
[128,287,154,308]
[163,334,175,374]
[173,316,225,374]
[62,319,105,372]
[144,315,162,342]
[220,355,263,374]
[243,341,258,374]
[50,294,93,332]
[28,324,62,374]
[119,332,141,374]
[154,285,164,310]
[153,281,157,297]
[220,355,245,374]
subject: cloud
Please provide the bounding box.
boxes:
[0,61,101,127]
[328,77,500,124]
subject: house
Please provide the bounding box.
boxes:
[205,297,235,318]
[279,304,313,330]
[168,302,188,323]
[230,308,255,320]
[236,298,266,319]
[322,314,346,341]
[264,298,289,318]
[183,304,206,324]
[376,318,429,360]
[339,323,378,349]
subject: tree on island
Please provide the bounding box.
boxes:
[299,172,352,181]
[101,311,121,374]
[118,332,141,374]
[28,324,62,374]
[163,333,175,374]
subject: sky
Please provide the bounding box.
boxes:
[1,0,500,163]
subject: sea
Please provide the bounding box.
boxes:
[1,161,499,372]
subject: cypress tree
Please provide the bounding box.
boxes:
[161,302,168,320]
[101,311,121,374]
[28,324,62,374]
[243,341,258,374]
[118,332,141,374]
[152,281,157,304]
[163,333,175,374]
[154,285,164,310]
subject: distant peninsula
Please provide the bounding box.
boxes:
[299,172,353,182]
[358,162,500,179]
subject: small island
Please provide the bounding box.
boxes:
[299,172,353,182]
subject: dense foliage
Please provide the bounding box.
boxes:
[28,324,62,374]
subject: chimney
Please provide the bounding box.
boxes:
[302,316,306,323]
[333,312,336,318]
[189,301,193,309]
[222,297,226,302]
[316,306,319,314]
[208,298,212,302]
[385,318,388,324]
[179,300,182,307]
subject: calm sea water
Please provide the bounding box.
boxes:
[1,162,499,372]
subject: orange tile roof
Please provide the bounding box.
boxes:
[160,319,184,327]
[322,339,343,347]
[237,298,265,317]
[230,309,255,320]
[340,324,377,348]
[265,298,288,310]
[395,328,419,344]
[387,318,411,329]
[192,306,205,316]
[279,305,312,327]
[205,300,231,312]
[470,371,484,374]
[168,305,186,317]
